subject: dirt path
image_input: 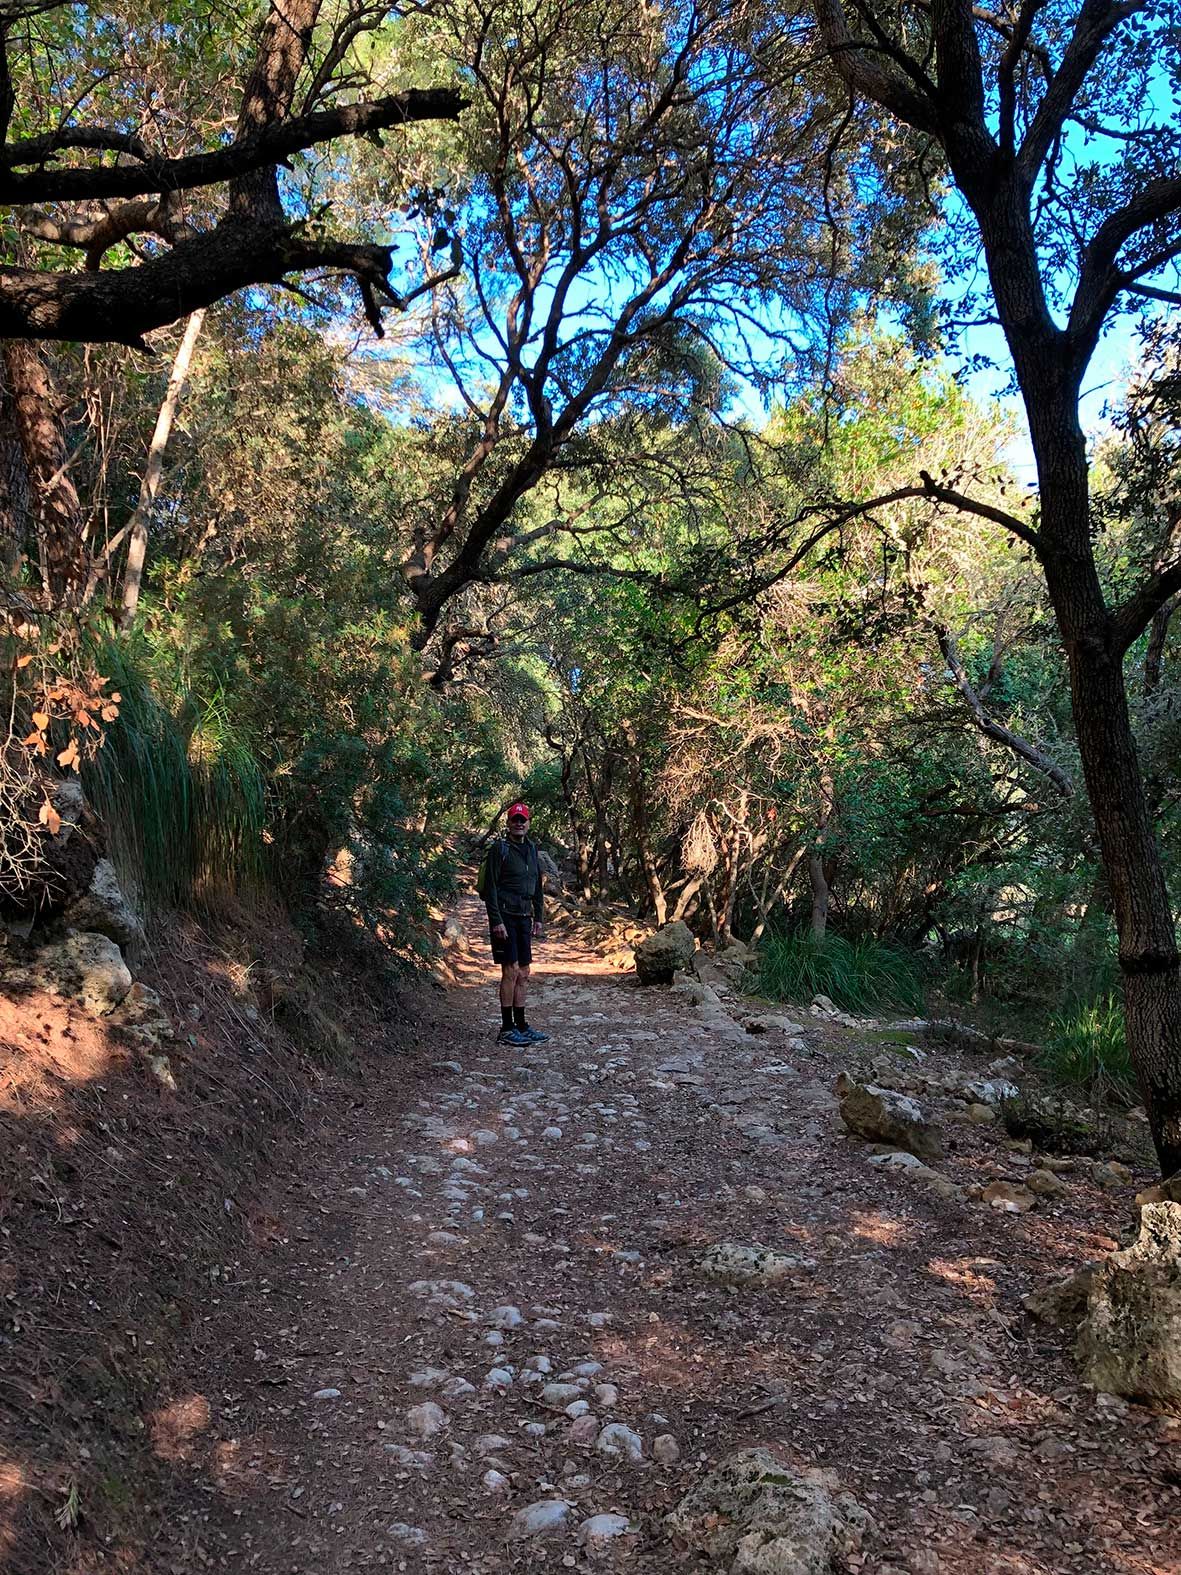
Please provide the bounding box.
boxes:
[164,897,1180,1575]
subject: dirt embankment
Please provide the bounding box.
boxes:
[0,910,432,1575]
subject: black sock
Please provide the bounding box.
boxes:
[501,1006,514,1030]
[513,1007,527,1028]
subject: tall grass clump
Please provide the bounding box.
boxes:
[756,929,926,1014]
[1040,992,1136,1105]
[83,641,267,917]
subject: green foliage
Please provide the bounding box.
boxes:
[1040,993,1137,1106]
[82,640,266,915]
[755,929,926,1015]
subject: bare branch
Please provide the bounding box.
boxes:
[1018,0,1148,185]
[935,624,1074,795]
[810,0,941,133]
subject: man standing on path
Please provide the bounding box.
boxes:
[485,802,549,1046]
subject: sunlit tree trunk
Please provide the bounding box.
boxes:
[119,308,205,630]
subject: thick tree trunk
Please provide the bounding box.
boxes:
[0,359,30,576]
[2,340,87,602]
[1030,396,1181,1174]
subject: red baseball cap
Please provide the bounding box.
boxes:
[506,802,531,820]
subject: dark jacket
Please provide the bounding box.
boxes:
[484,836,544,927]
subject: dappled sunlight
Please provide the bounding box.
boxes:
[846,1209,913,1248]
[150,1394,212,1462]
[925,1256,1000,1299]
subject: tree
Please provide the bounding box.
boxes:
[0,0,463,345]
[805,0,1181,1174]
[394,0,912,666]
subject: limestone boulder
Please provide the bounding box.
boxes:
[61,857,144,957]
[667,1448,875,1574]
[1024,1266,1096,1330]
[31,931,132,1016]
[696,1242,804,1286]
[1136,1170,1181,1209]
[836,1075,943,1163]
[1077,1202,1181,1404]
[635,921,697,984]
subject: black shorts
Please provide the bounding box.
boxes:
[491,914,533,966]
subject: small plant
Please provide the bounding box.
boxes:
[755,929,925,1014]
[1041,992,1136,1106]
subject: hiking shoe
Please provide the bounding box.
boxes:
[517,1024,549,1044]
[496,1026,530,1046]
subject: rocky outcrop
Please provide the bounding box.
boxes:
[61,858,144,957]
[1077,1202,1181,1404]
[696,1242,806,1286]
[634,921,697,985]
[29,931,132,1015]
[1024,1266,1096,1330]
[836,1075,943,1163]
[667,1448,875,1573]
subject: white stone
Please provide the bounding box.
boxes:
[578,1512,632,1548]
[593,1383,619,1407]
[596,1422,644,1463]
[485,1367,514,1389]
[653,1433,681,1464]
[386,1523,427,1547]
[313,1387,341,1400]
[408,1366,449,1388]
[509,1498,572,1538]
[406,1401,447,1437]
[541,1382,583,1406]
[488,1304,524,1329]
[483,1469,511,1492]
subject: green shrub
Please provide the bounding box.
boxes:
[1040,992,1136,1104]
[82,641,267,917]
[755,929,926,1014]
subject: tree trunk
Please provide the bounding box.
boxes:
[0,357,30,576]
[809,771,835,940]
[1030,394,1181,1174]
[118,309,206,629]
[2,340,87,602]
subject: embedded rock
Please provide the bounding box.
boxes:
[509,1499,572,1538]
[667,1448,875,1573]
[1077,1202,1181,1404]
[62,857,144,956]
[1136,1170,1181,1209]
[1026,1168,1070,1200]
[31,930,132,1016]
[1024,1266,1096,1330]
[836,1076,943,1163]
[635,922,697,985]
[697,1241,802,1286]
[596,1422,644,1463]
[982,1180,1037,1213]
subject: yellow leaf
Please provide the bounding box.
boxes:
[57,740,79,770]
[15,652,32,669]
[38,799,62,835]
[31,710,49,729]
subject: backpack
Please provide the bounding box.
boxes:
[475,838,508,898]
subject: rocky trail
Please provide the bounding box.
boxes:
[160,896,1181,1575]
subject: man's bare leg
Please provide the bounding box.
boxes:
[513,963,530,1013]
[499,962,518,1011]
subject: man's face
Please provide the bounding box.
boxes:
[507,815,529,840]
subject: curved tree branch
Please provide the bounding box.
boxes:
[0,86,465,204]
